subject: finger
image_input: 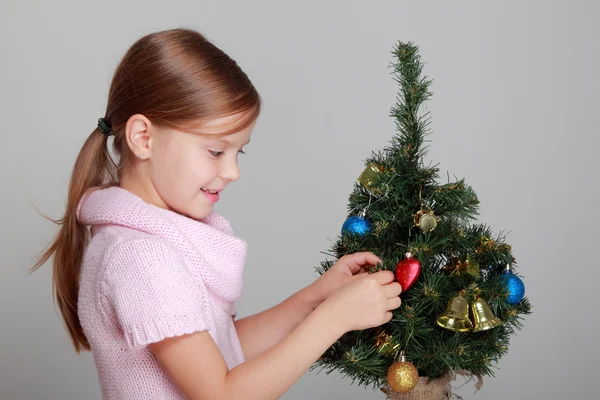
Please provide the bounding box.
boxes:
[344,252,382,274]
[373,270,395,285]
[350,270,372,281]
[383,282,402,297]
[356,252,382,267]
[387,296,402,310]
[384,311,393,323]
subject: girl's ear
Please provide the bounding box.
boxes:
[125,114,154,159]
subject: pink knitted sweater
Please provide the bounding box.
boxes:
[76,186,248,399]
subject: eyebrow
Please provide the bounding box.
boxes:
[204,137,251,146]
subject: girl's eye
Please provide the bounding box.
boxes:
[209,149,247,158]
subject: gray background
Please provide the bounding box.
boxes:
[2,1,598,399]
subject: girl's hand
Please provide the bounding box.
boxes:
[309,252,383,305]
[321,269,402,333]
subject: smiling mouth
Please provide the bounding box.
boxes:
[201,188,220,194]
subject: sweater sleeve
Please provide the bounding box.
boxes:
[101,237,212,349]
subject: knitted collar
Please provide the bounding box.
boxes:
[76,186,247,315]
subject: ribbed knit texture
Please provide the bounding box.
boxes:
[76,186,248,399]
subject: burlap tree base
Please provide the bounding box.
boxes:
[380,371,482,400]
[380,372,453,400]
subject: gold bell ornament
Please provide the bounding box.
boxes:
[436,294,473,332]
[470,297,503,332]
[357,162,383,189]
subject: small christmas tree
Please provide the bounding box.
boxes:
[312,42,531,399]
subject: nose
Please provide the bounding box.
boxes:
[220,155,241,182]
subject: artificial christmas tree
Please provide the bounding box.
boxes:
[312,42,531,399]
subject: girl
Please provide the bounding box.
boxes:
[33,28,402,400]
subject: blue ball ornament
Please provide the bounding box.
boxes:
[503,272,525,305]
[342,216,371,236]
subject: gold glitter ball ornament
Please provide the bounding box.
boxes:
[386,353,419,393]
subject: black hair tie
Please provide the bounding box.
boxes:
[97,117,113,136]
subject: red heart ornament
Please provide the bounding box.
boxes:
[395,253,421,291]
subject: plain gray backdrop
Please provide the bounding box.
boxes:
[2,1,598,399]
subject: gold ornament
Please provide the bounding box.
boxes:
[386,352,419,393]
[436,294,473,332]
[444,254,480,279]
[357,162,385,192]
[413,209,438,232]
[413,185,437,232]
[470,297,503,332]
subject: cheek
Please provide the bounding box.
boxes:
[151,143,205,203]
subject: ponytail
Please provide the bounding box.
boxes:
[32,128,117,352]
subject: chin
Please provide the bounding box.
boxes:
[185,205,213,221]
